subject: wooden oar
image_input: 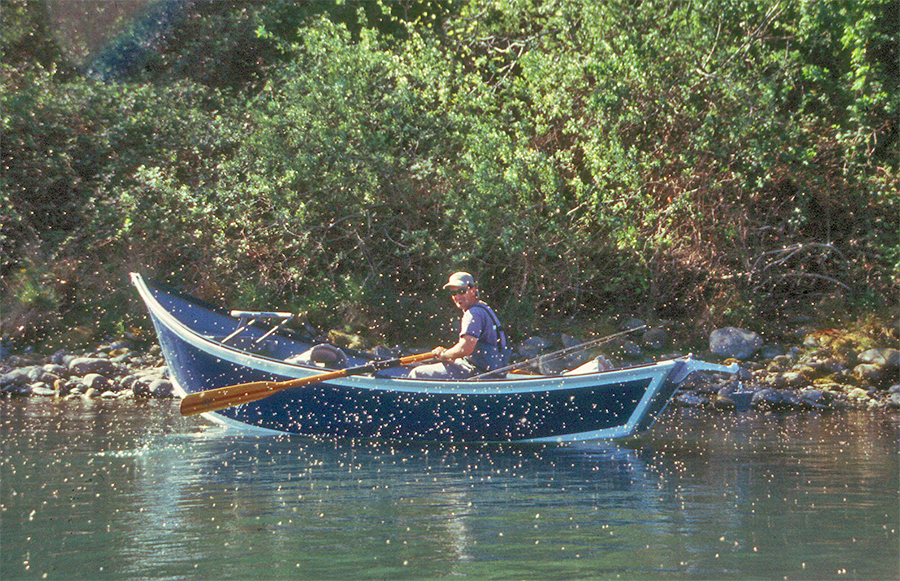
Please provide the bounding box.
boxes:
[180,353,434,417]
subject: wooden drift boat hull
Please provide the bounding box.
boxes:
[131,273,737,442]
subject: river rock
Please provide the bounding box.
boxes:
[149,378,174,398]
[132,379,152,398]
[779,370,811,388]
[68,357,116,377]
[781,391,803,407]
[24,366,48,382]
[110,350,132,364]
[675,392,708,407]
[620,318,647,331]
[758,344,785,360]
[857,348,900,369]
[713,385,754,411]
[846,387,872,402]
[81,373,111,391]
[887,392,900,408]
[42,363,68,378]
[31,383,56,397]
[51,352,76,367]
[0,367,34,387]
[751,388,784,408]
[103,340,131,351]
[767,355,794,373]
[853,364,886,385]
[120,375,139,391]
[642,328,670,350]
[2,383,32,396]
[677,372,716,393]
[616,340,643,358]
[710,328,763,360]
[799,389,828,408]
[371,345,400,360]
[518,337,553,359]
[713,394,737,410]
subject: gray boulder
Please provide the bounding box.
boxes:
[149,378,174,398]
[81,373,112,392]
[518,337,553,359]
[131,379,153,398]
[674,392,708,407]
[2,383,32,396]
[751,388,784,408]
[51,351,77,366]
[758,344,785,359]
[887,392,900,408]
[31,383,57,397]
[42,363,68,378]
[799,389,827,407]
[709,327,763,359]
[858,348,900,369]
[617,340,643,358]
[642,328,670,350]
[0,367,37,387]
[620,318,647,331]
[853,364,886,385]
[69,357,116,377]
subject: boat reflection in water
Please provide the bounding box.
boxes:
[116,424,662,575]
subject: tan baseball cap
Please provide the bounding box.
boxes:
[442,271,475,289]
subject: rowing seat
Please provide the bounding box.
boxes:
[285,344,348,369]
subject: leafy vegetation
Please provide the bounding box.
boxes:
[1,0,897,350]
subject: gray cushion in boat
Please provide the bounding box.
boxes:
[285,344,348,369]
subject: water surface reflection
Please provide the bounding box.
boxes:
[1,399,897,580]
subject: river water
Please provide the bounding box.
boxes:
[1,399,897,580]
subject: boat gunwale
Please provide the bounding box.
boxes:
[131,272,679,397]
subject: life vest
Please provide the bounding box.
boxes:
[465,303,511,372]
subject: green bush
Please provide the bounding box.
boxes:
[1,0,896,349]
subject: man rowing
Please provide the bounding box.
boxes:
[409,271,510,380]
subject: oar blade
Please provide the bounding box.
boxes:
[179,352,435,417]
[180,380,279,416]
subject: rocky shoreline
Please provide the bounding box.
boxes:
[1,322,898,413]
[0,340,173,402]
[622,322,898,412]
[510,321,900,412]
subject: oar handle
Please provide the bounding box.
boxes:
[180,352,434,417]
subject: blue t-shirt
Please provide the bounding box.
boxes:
[460,302,500,347]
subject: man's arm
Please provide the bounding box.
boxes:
[431,334,478,361]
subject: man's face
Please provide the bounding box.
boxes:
[448,285,477,311]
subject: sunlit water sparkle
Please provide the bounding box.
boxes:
[1,399,897,580]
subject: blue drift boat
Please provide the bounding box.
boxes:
[131,273,737,443]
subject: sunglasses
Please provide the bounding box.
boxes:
[448,287,469,296]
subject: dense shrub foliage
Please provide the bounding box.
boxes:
[2,0,897,348]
